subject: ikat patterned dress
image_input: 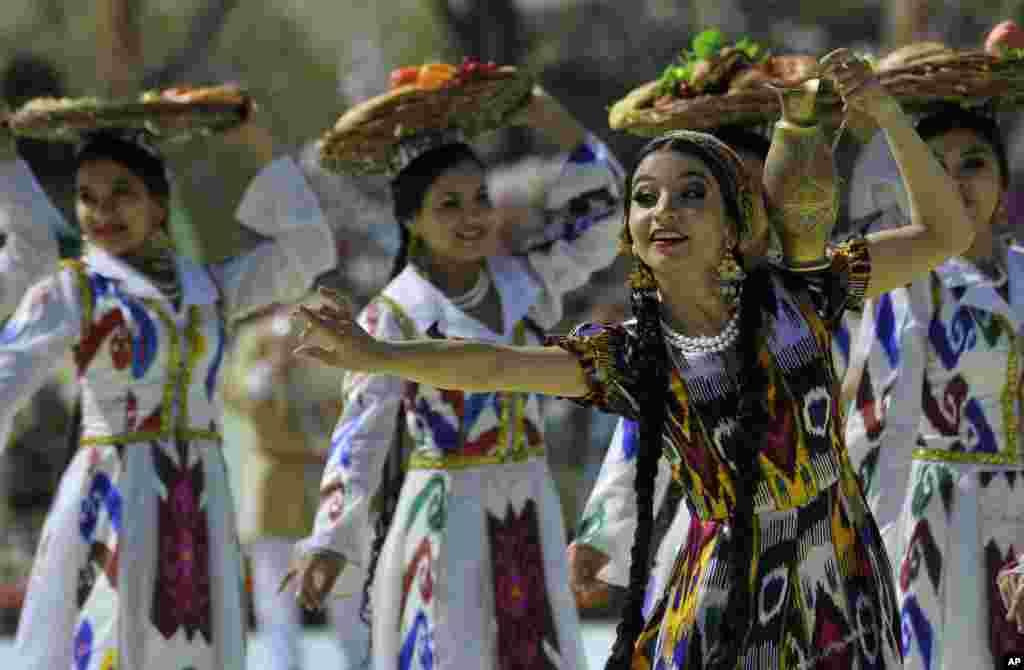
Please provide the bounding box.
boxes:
[844,244,1024,669]
[0,157,338,670]
[297,136,624,670]
[552,240,902,670]
[574,315,859,623]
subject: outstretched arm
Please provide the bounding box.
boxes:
[293,287,589,398]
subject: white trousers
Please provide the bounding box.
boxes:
[249,538,371,670]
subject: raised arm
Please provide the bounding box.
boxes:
[293,287,592,398]
[209,123,338,322]
[0,160,64,318]
[821,51,974,298]
[509,89,626,328]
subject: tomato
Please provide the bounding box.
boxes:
[986,20,1024,56]
[390,67,420,89]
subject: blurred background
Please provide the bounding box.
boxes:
[1,0,1022,666]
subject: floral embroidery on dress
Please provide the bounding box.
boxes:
[151,442,212,643]
[487,500,560,670]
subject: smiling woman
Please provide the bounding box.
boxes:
[3,112,339,670]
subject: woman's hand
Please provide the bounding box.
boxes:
[292,287,381,372]
[999,567,1024,633]
[819,49,899,124]
[279,551,347,611]
[567,542,613,610]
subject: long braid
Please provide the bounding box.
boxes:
[604,265,669,669]
[359,227,413,625]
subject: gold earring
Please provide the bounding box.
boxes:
[717,248,745,283]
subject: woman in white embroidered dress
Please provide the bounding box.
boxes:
[286,87,623,670]
[0,111,338,670]
[844,105,1024,668]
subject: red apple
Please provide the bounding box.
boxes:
[985,20,1024,56]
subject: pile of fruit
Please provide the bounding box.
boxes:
[389,58,502,91]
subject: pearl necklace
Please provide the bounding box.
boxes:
[450,269,491,311]
[661,303,742,355]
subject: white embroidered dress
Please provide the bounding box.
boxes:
[1,156,337,670]
[844,244,1024,669]
[297,136,624,670]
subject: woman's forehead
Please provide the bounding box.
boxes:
[76,158,143,185]
[634,149,714,182]
[427,163,486,193]
[926,127,994,155]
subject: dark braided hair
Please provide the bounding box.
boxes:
[605,131,769,669]
[359,141,485,625]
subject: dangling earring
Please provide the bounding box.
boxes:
[718,247,746,304]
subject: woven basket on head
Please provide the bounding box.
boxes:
[3,86,251,143]
[318,66,534,176]
[610,44,1024,137]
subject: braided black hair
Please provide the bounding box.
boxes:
[359,140,485,625]
[603,277,668,669]
[605,131,766,668]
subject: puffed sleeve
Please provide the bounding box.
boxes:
[0,161,63,318]
[575,417,674,587]
[209,156,339,322]
[523,135,625,329]
[0,269,83,450]
[545,321,642,419]
[293,298,407,593]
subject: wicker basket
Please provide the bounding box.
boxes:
[4,89,250,143]
[318,67,534,176]
[611,49,1024,136]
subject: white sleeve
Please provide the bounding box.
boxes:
[0,161,63,318]
[209,157,339,321]
[0,270,82,450]
[294,300,406,594]
[844,282,928,535]
[576,417,673,587]
[525,135,625,329]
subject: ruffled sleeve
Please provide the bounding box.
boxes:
[545,321,641,420]
[209,156,338,322]
[523,135,625,329]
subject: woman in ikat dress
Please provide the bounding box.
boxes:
[844,105,1024,668]
[291,51,976,670]
[285,86,625,670]
[0,111,339,670]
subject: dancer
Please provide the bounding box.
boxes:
[285,84,624,670]
[844,105,1024,667]
[567,127,770,618]
[1,109,338,670]
[292,50,974,669]
[224,304,371,669]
